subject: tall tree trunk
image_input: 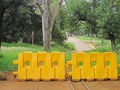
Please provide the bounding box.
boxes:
[108,33,116,51]
[42,0,51,51]
[0,5,5,51]
[109,0,116,51]
[41,0,62,51]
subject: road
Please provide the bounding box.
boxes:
[67,37,94,51]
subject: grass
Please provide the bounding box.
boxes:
[76,35,99,41]
[0,42,74,71]
[76,35,112,52]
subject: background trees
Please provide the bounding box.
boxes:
[65,0,120,51]
[2,0,43,45]
[35,0,63,51]
[1,0,120,51]
[1,0,66,48]
[0,0,14,50]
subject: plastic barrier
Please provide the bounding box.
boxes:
[13,52,65,81]
[66,52,118,81]
[13,52,119,81]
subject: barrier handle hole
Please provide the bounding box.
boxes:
[92,61,96,66]
[79,61,83,66]
[25,61,30,67]
[39,61,44,66]
[54,61,58,66]
[106,61,110,66]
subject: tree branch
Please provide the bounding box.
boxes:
[50,0,63,32]
[47,0,52,25]
[33,0,63,32]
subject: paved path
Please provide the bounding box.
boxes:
[67,37,94,51]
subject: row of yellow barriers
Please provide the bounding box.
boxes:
[13,52,119,81]
[67,52,118,81]
[13,52,65,81]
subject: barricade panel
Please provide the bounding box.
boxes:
[51,52,65,80]
[103,52,118,80]
[90,52,107,80]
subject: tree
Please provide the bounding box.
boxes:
[0,0,14,50]
[66,0,120,51]
[66,0,98,35]
[2,0,66,46]
[96,0,120,51]
[34,0,63,51]
[2,0,43,45]
[0,3,5,50]
[52,7,67,45]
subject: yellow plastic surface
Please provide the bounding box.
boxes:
[69,52,118,81]
[13,52,118,81]
[13,52,65,81]
[103,52,118,80]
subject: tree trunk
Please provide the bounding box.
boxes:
[109,0,116,51]
[108,33,116,51]
[42,0,51,51]
[0,5,5,51]
[41,0,62,51]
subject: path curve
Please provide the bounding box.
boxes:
[67,37,94,51]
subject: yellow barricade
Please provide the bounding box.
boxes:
[32,52,49,81]
[13,52,118,81]
[90,52,106,80]
[71,52,94,81]
[13,52,65,81]
[51,52,65,80]
[13,52,33,81]
[103,52,118,80]
[67,52,118,81]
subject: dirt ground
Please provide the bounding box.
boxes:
[0,72,120,90]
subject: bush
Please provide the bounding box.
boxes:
[0,52,4,58]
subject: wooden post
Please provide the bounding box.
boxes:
[31,31,34,45]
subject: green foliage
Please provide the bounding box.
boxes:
[103,12,120,42]
[0,52,4,58]
[52,29,67,45]
[2,0,42,45]
[2,0,67,45]
[65,0,120,51]
[52,7,68,45]
[96,0,120,50]
[63,42,75,50]
[65,0,98,35]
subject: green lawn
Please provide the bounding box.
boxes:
[76,35,111,52]
[0,42,74,71]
